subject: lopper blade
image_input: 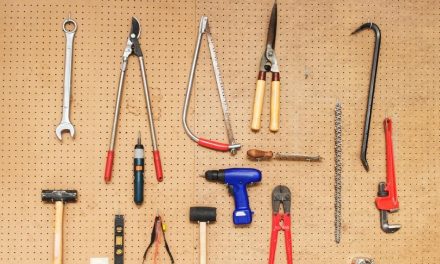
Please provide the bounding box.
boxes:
[130,17,141,38]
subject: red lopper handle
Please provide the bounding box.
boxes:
[104,150,114,183]
[197,138,230,152]
[153,150,163,182]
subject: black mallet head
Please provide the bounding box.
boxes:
[190,207,217,223]
[42,190,78,203]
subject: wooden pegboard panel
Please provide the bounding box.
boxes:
[0,0,439,263]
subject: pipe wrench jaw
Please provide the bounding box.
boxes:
[379,209,401,233]
[377,182,401,233]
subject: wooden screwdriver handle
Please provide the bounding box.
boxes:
[251,71,266,131]
[247,149,274,159]
[270,72,280,132]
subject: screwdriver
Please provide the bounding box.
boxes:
[134,132,144,205]
[247,149,322,162]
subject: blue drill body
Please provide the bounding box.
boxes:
[205,168,262,225]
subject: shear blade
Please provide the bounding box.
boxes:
[266,2,277,49]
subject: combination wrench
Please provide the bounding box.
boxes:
[56,17,77,141]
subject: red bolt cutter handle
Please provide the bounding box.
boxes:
[269,213,292,264]
[375,118,399,211]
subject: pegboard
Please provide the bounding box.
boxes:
[0,0,439,263]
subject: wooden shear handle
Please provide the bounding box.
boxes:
[251,71,266,131]
[270,72,280,132]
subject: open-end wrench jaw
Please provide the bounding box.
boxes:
[56,122,75,140]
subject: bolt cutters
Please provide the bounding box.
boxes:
[269,185,292,264]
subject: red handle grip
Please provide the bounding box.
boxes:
[104,150,114,183]
[153,150,163,182]
[197,138,230,151]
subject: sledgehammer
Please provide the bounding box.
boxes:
[190,207,216,264]
[42,190,77,264]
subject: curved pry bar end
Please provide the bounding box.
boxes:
[351,22,381,36]
[361,154,369,171]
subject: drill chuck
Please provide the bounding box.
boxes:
[205,170,225,182]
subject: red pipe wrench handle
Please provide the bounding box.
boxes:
[198,138,230,152]
[283,214,293,264]
[376,118,399,210]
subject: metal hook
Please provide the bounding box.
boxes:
[351,22,381,171]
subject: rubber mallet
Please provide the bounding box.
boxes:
[190,207,216,264]
[42,190,78,264]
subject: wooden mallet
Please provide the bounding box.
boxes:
[42,190,78,264]
[190,207,217,264]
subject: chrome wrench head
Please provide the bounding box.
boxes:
[56,122,75,140]
[56,17,77,141]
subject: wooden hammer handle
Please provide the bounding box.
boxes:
[199,222,207,264]
[53,201,64,264]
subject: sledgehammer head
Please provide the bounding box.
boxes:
[190,207,217,223]
[42,190,78,203]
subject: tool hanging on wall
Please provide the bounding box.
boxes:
[134,132,145,205]
[252,1,281,132]
[190,207,217,264]
[182,16,241,154]
[41,190,78,264]
[90,258,109,264]
[268,185,292,264]
[204,168,262,225]
[376,118,401,233]
[352,257,375,264]
[247,149,321,162]
[142,215,174,264]
[56,16,77,141]
[114,215,124,264]
[104,17,163,183]
[334,101,342,243]
[351,22,381,171]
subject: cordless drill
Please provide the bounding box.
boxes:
[205,168,262,225]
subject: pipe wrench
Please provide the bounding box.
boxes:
[375,118,400,233]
